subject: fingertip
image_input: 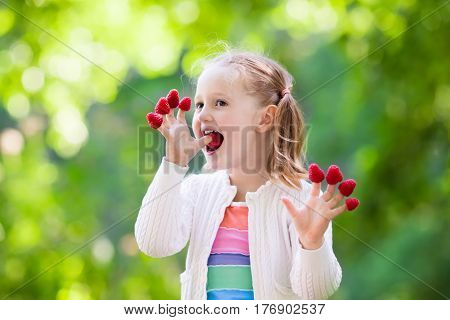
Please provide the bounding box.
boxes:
[332,203,348,218]
[198,135,212,148]
[168,107,175,118]
[177,108,185,121]
[311,181,321,197]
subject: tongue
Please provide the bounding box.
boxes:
[207,132,222,149]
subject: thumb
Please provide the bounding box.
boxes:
[281,196,299,219]
[196,134,213,149]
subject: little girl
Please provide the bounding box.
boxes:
[135,49,350,300]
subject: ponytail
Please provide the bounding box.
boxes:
[267,89,308,190]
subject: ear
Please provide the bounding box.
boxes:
[256,104,277,133]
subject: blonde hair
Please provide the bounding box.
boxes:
[194,46,309,190]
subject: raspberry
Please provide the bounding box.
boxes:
[326,164,343,185]
[345,198,360,211]
[308,163,324,183]
[166,89,179,109]
[155,97,170,115]
[146,112,163,129]
[338,179,356,196]
[207,132,222,149]
[178,97,191,111]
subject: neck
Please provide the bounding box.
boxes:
[227,132,272,202]
[228,167,270,202]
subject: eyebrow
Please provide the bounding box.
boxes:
[195,92,231,102]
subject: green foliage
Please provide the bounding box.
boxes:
[0,0,448,299]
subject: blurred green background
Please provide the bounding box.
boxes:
[0,0,449,299]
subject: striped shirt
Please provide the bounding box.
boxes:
[206,201,254,300]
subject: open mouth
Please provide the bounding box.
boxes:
[202,130,224,154]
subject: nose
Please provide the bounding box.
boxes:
[197,104,214,122]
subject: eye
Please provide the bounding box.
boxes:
[195,102,204,109]
[216,99,227,107]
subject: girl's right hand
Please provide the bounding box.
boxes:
[156,107,212,167]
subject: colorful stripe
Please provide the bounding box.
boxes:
[206,205,254,300]
[210,227,249,255]
[207,289,254,300]
[220,209,248,230]
[207,253,250,265]
[207,266,253,289]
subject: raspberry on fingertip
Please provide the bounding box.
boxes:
[308,163,325,183]
[146,112,163,129]
[178,97,191,111]
[338,179,357,196]
[345,198,360,211]
[326,164,343,185]
[155,97,171,115]
[166,89,179,109]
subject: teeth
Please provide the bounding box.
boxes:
[203,130,215,135]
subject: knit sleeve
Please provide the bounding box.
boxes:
[288,188,343,299]
[134,156,199,258]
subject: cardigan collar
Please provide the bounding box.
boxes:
[210,168,306,202]
[215,168,276,201]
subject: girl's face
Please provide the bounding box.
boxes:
[193,65,269,172]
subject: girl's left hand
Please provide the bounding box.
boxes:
[280,166,356,250]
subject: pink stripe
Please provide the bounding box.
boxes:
[211,227,249,255]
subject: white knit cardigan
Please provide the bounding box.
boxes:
[135,156,342,300]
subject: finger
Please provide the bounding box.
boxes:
[321,184,335,202]
[156,122,168,138]
[310,182,321,197]
[327,191,344,209]
[195,135,213,149]
[160,116,171,136]
[165,108,176,125]
[280,196,299,219]
[177,108,186,124]
[330,203,347,219]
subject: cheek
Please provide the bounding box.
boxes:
[192,115,200,138]
[230,123,252,140]
[223,126,244,151]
